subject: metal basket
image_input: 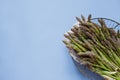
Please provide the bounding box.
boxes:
[91,18,120,30]
[70,18,120,80]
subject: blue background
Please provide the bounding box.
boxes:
[0,0,120,80]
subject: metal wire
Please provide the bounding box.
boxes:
[91,18,120,30]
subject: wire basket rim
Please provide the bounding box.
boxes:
[91,17,120,29]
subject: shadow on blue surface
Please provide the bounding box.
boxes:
[0,0,120,80]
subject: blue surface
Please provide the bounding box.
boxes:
[0,0,120,80]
